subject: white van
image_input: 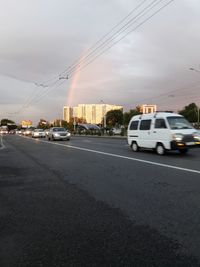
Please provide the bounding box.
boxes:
[127,112,200,155]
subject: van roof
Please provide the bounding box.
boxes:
[131,112,182,120]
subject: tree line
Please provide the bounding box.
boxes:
[1,102,199,131]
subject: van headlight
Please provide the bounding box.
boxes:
[172,133,184,141]
[193,132,200,141]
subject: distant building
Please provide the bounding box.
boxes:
[21,120,32,128]
[63,104,123,124]
[63,107,73,122]
[140,104,157,114]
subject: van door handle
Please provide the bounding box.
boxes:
[153,131,157,133]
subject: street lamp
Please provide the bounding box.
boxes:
[189,67,200,73]
[189,67,200,127]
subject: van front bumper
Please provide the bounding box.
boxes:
[171,140,200,150]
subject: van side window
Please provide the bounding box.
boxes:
[139,120,151,130]
[155,119,167,129]
[130,121,139,130]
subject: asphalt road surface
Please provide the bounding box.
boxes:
[1,134,200,266]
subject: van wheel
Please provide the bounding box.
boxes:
[156,143,165,155]
[132,142,139,152]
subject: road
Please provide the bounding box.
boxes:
[0,134,200,266]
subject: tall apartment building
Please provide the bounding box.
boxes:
[63,106,73,122]
[63,104,123,124]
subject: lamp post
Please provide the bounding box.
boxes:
[189,67,200,127]
[189,67,200,73]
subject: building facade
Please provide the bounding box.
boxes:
[21,120,33,128]
[63,106,73,122]
[63,104,123,124]
[140,104,157,114]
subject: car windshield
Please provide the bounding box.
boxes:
[35,129,44,132]
[53,128,66,132]
[167,116,193,129]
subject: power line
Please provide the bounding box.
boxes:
[59,0,150,77]
[66,0,175,78]
[61,0,168,79]
[11,0,175,114]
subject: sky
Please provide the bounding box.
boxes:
[0,0,200,124]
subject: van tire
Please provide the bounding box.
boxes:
[131,142,139,152]
[156,143,165,155]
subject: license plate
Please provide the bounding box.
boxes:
[186,142,195,145]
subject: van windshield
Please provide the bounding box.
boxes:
[167,116,193,129]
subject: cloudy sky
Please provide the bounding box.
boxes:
[0,0,200,124]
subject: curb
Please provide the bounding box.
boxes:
[72,134,127,140]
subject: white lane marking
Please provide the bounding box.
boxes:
[19,135,200,175]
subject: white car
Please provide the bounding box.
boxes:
[32,129,46,138]
[48,127,71,141]
[23,128,34,136]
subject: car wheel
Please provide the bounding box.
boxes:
[156,143,165,155]
[131,142,139,152]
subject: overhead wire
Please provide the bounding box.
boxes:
[12,0,175,115]
[66,0,175,78]
[63,0,166,78]
[25,0,174,107]
[58,0,149,77]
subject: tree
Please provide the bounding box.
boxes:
[105,109,123,127]
[0,118,16,131]
[123,109,141,126]
[37,119,50,129]
[1,118,15,126]
[179,103,199,123]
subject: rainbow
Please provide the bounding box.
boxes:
[66,53,85,107]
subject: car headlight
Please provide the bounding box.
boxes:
[67,133,71,137]
[172,133,184,142]
[54,133,60,137]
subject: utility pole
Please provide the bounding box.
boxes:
[189,67,200,128]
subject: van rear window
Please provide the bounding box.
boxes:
[139,120,151,130]
[130,121,139,130]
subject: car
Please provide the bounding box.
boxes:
[15,130,22,135]
[32,129,46,138]
[111,128,122,135]
[23,128,34,136]
[127,112,200,155]
[48,127,71,141]
[9,130,16,134]
[44,129,50,137]
[0,129,8,135]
